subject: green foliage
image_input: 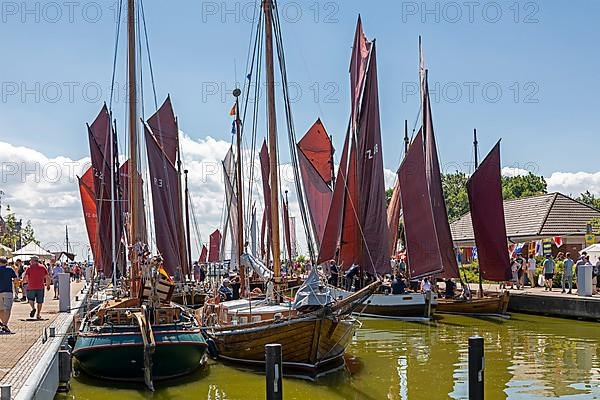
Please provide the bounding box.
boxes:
[0,205,38,249]
[428,171,548,222]
[501,173,547,200]
[577,191,600,210]
[295,254,308,263]
[385,188,394,207]
[442,172,470,221]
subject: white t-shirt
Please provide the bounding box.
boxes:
[421,279,431,292]
[528,258,536,271]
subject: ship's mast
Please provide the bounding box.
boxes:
[263,0,281,282]
[473,128,484,298]
[233,88,246,294]
[127,0,139,243]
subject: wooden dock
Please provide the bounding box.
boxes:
[0,281,86,400]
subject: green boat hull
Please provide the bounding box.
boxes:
[73,329,208,381]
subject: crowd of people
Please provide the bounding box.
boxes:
[0,256,86,334]
[504,251,600,295]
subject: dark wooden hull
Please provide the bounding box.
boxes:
[204,316,356,371]
[171,292,207,309]
[437,291,510,316]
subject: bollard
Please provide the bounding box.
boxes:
[468,336,484,400]
[0,386,11,400]
[49,326,56,337]
[265,344,283,400]
[58,273,71,313]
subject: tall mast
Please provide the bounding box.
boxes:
[263,0,281,281]
[473,128,483,297]
[127,0,140,243]
[233,88,246,293]
[184,169,192,273]
[404,120,409,154]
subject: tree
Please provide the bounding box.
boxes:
[21,220,39,246]
[577,191,600,210]
[442,172,470,221]
[501,173,547,200]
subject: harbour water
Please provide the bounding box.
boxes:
[56,313,600,399]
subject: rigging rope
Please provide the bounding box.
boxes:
[272,0,316,262]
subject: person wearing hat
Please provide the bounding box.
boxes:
[23,256,51,320]
[218,277,233,301]
[0,256,18,333]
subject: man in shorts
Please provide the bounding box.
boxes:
[0,256,18,333]
[543,254,556,292]
[23,256,51,320]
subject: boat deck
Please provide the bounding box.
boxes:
[0,281,85,397]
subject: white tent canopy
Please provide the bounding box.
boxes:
[581,244,600,262]
[11,242,54,260]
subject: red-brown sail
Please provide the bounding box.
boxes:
[338,136,360,269]
[423,76,460,279]
[199,245,208,264]
[297,145,333,248]
[399,130,443,279]
[317,129,350,265]
[298,119,334,184]
[350,16,371,129]
[147,96,178,165]
[87,105,117,276]
[356,43,391,275]
[208,229,221,263]
[144,124,184,276]
[78,168,102,271]
[387,178,402,256]
[467,142,511,281]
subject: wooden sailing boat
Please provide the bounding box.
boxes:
[437,135,511,316]
[73,0,207,389]
[314,17,436,320]
[200,0,379,373]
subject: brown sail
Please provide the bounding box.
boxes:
[144,123,184,276]
[423,77,460,279]
[467,142,511,281]
[399,130,443,279]
[297,119,334,248]
[356,43,390,275]
[78,168,101,271]
[387,178,402,256]
[87,105,118,276]
[208,229,221,263]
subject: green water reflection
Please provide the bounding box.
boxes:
[56,313,600,399]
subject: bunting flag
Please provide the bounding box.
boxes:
[229,103,237,117]
[535,240,543,256]
[472,246,478,260]
[542,239,553,256]
[513,242,525,257]
[231,120,236,135]
[553,236,563,248]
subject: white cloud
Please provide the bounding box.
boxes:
[547,171,600,198]
[501,166,530,177]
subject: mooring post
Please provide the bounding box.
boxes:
[468,336,484,400]
[0,385,11,400]
[58,272,71,313]
[265,344,283,400]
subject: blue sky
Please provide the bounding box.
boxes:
[1,0,599,176]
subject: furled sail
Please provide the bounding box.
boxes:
[467,142,511,281]
[423,77,460,279]
[222,147,239,268]
[259,141,272,262]
[399,130,443,279]
[297,119,334,249]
